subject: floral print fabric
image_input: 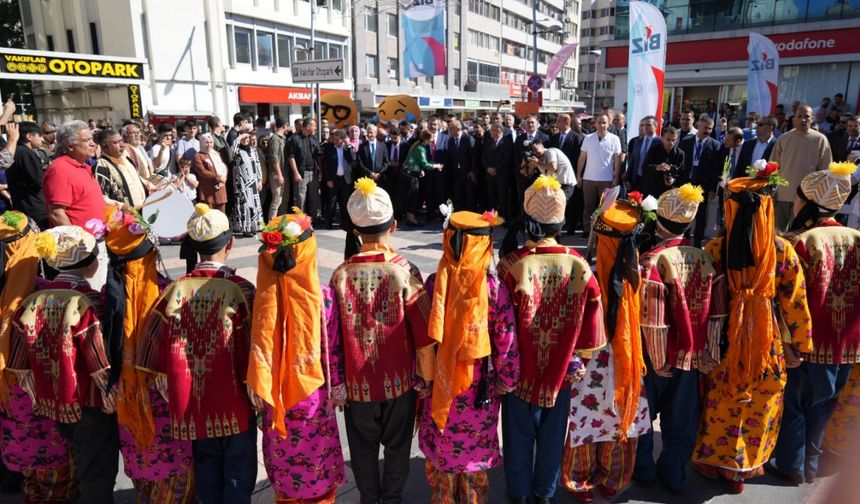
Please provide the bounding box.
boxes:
[0,384,70,471]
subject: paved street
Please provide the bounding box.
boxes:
[0,224,830,504]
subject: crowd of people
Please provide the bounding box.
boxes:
[0,93,857,504]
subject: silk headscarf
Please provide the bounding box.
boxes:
[0,213,39,402]
[248,214,325,437]
[722,177,777,400]
[594,201,645,438]
[427,212,496,431]
[106,218,160,449]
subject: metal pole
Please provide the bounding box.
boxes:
[591,54,598,115]
[532,0,538,76]
[311,2,322,141]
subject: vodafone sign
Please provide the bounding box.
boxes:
[605,27,860,69]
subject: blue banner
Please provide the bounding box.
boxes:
[401,0,446,78]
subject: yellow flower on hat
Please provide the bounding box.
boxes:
[657,184,702,226]
[532,174,561,191]
[354,177,378,197]
[678,183,704,204]
[799,161,857,212]
[830,161,858,176]
[34,231,58,259]
[348,177,394,230]
[524,175,566,225]
[187,203,231,242]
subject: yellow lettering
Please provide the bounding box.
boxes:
[74,60,89,74]
[114,64,127,77]
[126,64,139,78]
[90,61,102,74]
[102,63,116,76]
[48,59,65,73]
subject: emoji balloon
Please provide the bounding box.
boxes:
[318,93,357,128]
[375,94,421,125]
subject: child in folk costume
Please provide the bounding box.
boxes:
[0,211,79,503]
[497,175,607,504]
[329,178,436,504]
[561,192,652,503]
[769,162,860,484]
[136,204,257,504]
[691,165,812,494]
[103,208,195,503]
[6,225,118,504]
[247,211,346,503]
[632,185,727,493]
[419,211,520,503]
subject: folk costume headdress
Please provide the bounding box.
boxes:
[593,194,648,438]
[721,170,782,399]
[656,184,704,235]
[186,203,232,255]
[34,225,97,271]
[427,211,503,431]
[247,211,323,437]
[101,207,160,448]
[0,211,39,401]
[348,178,394,234]
[791,161,858,231]
[501,175,566,255]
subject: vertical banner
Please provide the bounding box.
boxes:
[747,32,779,117]
[401,0,447,78]
[545,43,578,86]
[627,1,667,139]
[127,84,143,119]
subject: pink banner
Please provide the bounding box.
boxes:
[544,43,578,86]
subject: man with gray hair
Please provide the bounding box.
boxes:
[122,122,155,181]
[43,120,110,289]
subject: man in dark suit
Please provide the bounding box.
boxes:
[678,116,722,246]
[356,123,389,186]
[736,115,777,176]
[322,128,356,227]
[512,115,549,218]
[386,129,410,219]
[425,116,449,219]
[484,124,513,219]
[625,116,658,193]
[831,115,859,163]
[549,113,585,232]
[445,119,478,211]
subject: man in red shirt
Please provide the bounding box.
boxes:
[43,120,111,288]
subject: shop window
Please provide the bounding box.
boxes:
[257,32,273,68]
[235,28,252,64]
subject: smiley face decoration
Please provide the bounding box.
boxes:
[374,94,421,125]
[319,93,358,128]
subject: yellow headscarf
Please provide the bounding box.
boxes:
[248,213,324,437]
[0,211,39,402]
[594,201,645,438]
[428,211,501,431]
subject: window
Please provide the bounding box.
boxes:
[468,30,499,51]
[277,35,291,67]
[314,41,326,60]
[294,39,309,61]
[453,31,459,51]
[234,28,251,64]
[257,32,273,67]
[388,13,398,36]
[366,7,378,32]
[454,68,461,87]
[66,29,75,52]
[332,0,343,11]
[89,22,100,54]
[329,44,342,59]
[466,60,499,84]
[46,35,54,51]
[599,26,615,35]
[468,0,500,21]
[366,54,378,79]
[388,57,398,80]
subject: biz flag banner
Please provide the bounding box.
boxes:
[747,32,779,117]
[627,1,667,139]
[545,43,578,86]
[401,0,447,78]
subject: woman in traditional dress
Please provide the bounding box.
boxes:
[230,133,263,236]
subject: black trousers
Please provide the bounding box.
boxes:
[57,408,119,504]
[394,171,421,218]
[344,390,417,504]
[192,428,258,504]
[486,172,510,219]
[566,185,584,232]
[448,170,477,212]
[325,176,351,227]
[692,193,712,246]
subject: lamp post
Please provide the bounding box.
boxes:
[589,49,602,116]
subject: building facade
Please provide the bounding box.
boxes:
[578,0,616,114]
[351,0,584,115]
[19,0,353,124]
[600,0,860,121]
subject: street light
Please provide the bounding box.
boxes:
[530,24,563,76]
[589,49,602,116]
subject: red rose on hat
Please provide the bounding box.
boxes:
[262,231,283,253]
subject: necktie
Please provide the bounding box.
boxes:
[559,132,566,147]
[638,137,650,174]
[393,144,398,160]
[370,142,376,167]
[431,138,436,157]
[730,148,738,171]
[849,137,858,151]
[694,139,703,163]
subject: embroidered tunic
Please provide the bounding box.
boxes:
[329,244,434,402]
[790,220,860,364]
[419,274,520,473]
[639,237,727,371]
[496,238,607,408]
[6,278,112,423]
[261,286,346,499]
[136,264,255,440]
[694,236,812,473]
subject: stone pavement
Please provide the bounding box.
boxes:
[0,223,830,503]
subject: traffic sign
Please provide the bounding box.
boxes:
[291,59,345,83]
[527,74,543,92]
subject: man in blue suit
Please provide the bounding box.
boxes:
[625,116,659,193]
[512,115,549,218]
[678,116,722,246]
[736,115,777,177]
